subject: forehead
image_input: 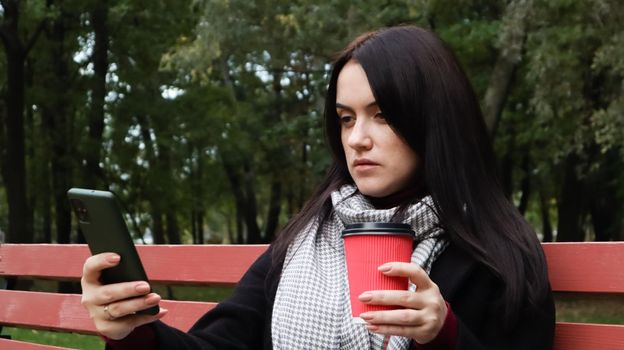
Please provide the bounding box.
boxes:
[336,60,375,106]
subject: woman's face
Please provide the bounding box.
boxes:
[337,60,420,198]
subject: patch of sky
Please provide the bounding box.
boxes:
[161,85,185,100]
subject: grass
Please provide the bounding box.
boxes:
[1,327,104,349]
[151,284,234,302]
[554,292,624,324]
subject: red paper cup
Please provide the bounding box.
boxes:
[342,222,415,318]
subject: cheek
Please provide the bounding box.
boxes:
[340,131,349,154]
[389,142,420,177]
[341,133,354,157]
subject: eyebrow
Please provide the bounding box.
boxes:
[335,101,378,111]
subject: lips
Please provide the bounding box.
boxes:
[353,158,380,169]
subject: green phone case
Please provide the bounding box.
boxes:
[67,188,159,315]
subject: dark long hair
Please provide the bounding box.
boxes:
[272,26,549,327]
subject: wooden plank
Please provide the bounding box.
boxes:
[543,242,624,293]
[3,242,624,350]
[0,244,268,284]
[0,338,72,350]
[0,290,216,334]
[554,322,624,350]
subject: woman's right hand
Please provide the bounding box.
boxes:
[80,253,168,340]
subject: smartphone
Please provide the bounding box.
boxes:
[67,188,159,315]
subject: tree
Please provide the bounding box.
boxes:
[482,0,532,137]
[0,0,46,243]
[2,0,623,245]
[519,0,624,241]
[83,0,109,189]
[37,0,78,243]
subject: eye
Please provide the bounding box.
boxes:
[374,111,388,123]
[339,114,355,127]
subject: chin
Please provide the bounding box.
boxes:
[355,184,393,198]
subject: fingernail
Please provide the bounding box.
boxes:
[378,264,391,272]
[358,292,372,302]
[135,282,150,293]
[158,308,168,317]
[366,324,379,331]
[107,254,120,263]
[360,313,372,320]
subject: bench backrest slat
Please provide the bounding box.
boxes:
[0,244,268,284]
[0,290,215,334]
[554,322,624,350]
[542,242,624,293]
[2,242,624,350]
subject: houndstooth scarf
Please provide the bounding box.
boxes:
[272,184,448,350]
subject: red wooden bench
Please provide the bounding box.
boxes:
[1,242,623,349]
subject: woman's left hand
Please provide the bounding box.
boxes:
[358,262,447,344]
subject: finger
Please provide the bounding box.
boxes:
[366,322,424,339]
[104,293,161,319]
[358,290,425,309]
[94,281,153,305]
[98,308,168,340]
[360,308,425,326]
[129,308,169,329]
[82,253,120,285]
[379,262,433,290]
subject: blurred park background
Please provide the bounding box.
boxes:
[1,0,624,245]
[1,0,624,347]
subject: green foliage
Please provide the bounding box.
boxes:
[1,0,623,243]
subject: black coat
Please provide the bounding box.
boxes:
[149,243,555,349]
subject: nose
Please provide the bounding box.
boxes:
[346,119,373,151]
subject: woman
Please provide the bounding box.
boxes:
[81,25,555,349]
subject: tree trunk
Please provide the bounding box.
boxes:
[51,151,72,244]
[46,105,72,244]
[0,0,32,243]
[517,153,531,215]
[295,141,308,214]
[191,209,204,244]
[42,183,52,243]
[25,79,35,242]
[41,6,73,244]
[151,208,165,244]
[37,98,52,243]
[588,195,617,241]
[264,177,282,242]
[236,206,244,244]
[165,212,181,244]
[196,210,204,244]
[191,147,204,244]
[556,155,586,242]
[586,155,620,242]
[137,113,177,245]
[539,192,553,242]
[500,132,515,199]
[191,210,197,243]
[242,163,261,243]
[483,0,532,136]
[222,157,256,244]
[191,199,205,244]
[223,212,233,244]
[84,0,109,189]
